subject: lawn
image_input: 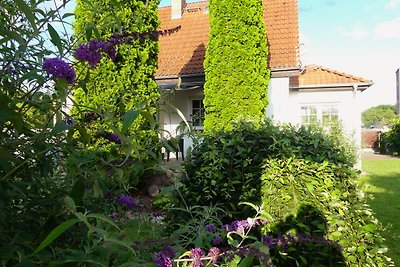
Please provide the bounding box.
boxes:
[359,159,400,265]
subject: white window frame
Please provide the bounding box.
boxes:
[190,98,205,130]
[300,103,339,128]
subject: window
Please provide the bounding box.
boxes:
[301,104,339,128]
[191,99,205,128]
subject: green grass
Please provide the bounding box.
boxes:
[359,159,400,265]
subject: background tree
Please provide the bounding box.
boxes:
[203,0,270,132]
[362,104,397,127]
[73,0,160,158]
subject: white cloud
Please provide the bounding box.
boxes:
[373,17,400,39]
[386,0,400,9]
[336,25,370,40]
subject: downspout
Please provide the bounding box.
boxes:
[352,84,358,97]
[353,83,362,170]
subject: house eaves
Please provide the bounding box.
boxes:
[290,82,374,92]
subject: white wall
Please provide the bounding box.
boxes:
[267,77,296,123]
[290,88,362,168]
[158,87,204,157]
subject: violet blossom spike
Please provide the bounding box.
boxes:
[43,57,76,84]
[205,223,216,232]
[189,248,204,267]
[107,133,122,144]
[207,247,220,264]
[117,194,138,209]
[154,247,176,267]
[212,235,223,246]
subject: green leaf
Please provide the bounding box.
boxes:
[62,12,75,19]
[85,25,93,41]
[64,196,76,212]
[86,213,121,231]
[122,110,140,132]
[13,261,36,267]
[141,110,155,130]
[51,122,71,135]
[93,179,103,198]
[14,0,38,32]
[239,256,254,267]
[69,179,85,206]
[31,219,79,256]
[364,224,377,232]
[48,24,63,55]
[228,255,242,267]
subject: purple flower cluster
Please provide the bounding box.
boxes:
[222,218,268,233]
[109,212,119,221]
[75,39,116,68]
[155,246,176,267]
[190,248,204,267]
[43,57,76,84]
[261,233,340,251]
[74,26,182,68]
[204,223,216,232]
[117,194,139,209]
[212,235,223,246]
[106,132,122,144]
[207,247,221,264]
[83,111,100,123]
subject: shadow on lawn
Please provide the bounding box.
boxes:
[359,171,400,264]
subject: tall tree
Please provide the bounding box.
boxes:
[362,104,397,127]
[73,0,160,155]
[203,0,270,132]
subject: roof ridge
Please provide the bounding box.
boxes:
[304,64,372,83]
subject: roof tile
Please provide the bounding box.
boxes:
[156,0,299,77]
[290,65,373,87]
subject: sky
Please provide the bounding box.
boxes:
[160,0,400,111]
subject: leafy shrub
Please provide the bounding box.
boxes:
[261,158,392,266]
[0,0,166,265]
[380,118,400,155]
[73,0,160,156]
[181,121,356,220]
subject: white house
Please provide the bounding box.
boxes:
[155,0,373,164]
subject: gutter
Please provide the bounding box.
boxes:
[290,82,374,92]
[155,66,301,84]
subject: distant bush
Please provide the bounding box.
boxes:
[262,158,392,266]
[380,118,400,155]
[181,121,356,220]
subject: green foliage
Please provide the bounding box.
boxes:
[73,0,160,155]
[203,0,270,132]
[0,0,165,265]
[261,158,392,266]
[380,118,400,155]
[362,104,397,127]
[181,121,356,221]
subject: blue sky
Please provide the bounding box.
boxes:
[160,0,400,110]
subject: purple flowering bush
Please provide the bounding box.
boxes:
[0,0,175,265]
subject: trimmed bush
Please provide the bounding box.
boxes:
[262,158,392,266]
[182,121,356,220]
[203,0,270,132]
[177,121,392,265]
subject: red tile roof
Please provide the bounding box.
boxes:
[156,0,300,77]
[290,65,373,88]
